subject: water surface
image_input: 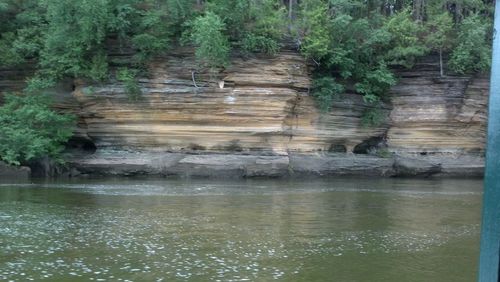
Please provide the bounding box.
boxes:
[0,178,482,281]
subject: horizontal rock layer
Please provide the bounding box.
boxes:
[387,58,488,155]
[69,152,484,178]
[0,51,489,178]
[73,48,388,154]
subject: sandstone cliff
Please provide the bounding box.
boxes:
[72,48,388,155]
[0,50,489,178]
[388,57,488,156]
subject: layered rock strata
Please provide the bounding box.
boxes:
[388,57,488,156]
[0,51,488,178]
[72,48,388,154]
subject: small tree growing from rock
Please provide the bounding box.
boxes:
[185,12,230,84]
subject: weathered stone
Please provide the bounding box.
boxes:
[393,156,442,177]
[71,151,290,178]
[70,48,389,155]
[0,161,31,180]
[0,52,489,178]
[388,57,488,155]
[289,153,395,177]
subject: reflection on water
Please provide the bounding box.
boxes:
[0,178,482,281]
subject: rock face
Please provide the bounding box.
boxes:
[388,58,488,155]
[0,161,31,180]
[0,51,488,178]
[72,47,388,155]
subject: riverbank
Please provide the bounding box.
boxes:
[0,52,489,180]
[1,151,483,180]
[69,151,486,178]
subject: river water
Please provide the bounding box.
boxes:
[0,178,482,281]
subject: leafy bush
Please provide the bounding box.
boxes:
[241,33,280,55]
[361,107,386,128]
[0,93,75,165]
[355,63,396,104]
[116,68,142,101]
[449,14,492,74]
[383,9,428,68]
[186,12,231,75]
[88,52,109,82]
[24,76,56,94]
[311,76,344,112]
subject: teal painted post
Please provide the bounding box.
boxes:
[479,1,500,281]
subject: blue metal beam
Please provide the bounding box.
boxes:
[479,1,500,281]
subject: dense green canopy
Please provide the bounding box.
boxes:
[0,0,493,87]
[0,93,75,165]
[0,0,493,103]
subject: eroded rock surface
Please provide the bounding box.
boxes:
[0,52,488,178]
[0,161,31,180]
[388,58,488,156]
[72,48,389,155]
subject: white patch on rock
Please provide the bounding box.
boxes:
[224,95,236,104]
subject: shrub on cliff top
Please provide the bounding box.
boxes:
[184,12,231,75]
[0,93,75,166]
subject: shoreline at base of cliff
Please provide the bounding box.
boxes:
[20,151,481,179]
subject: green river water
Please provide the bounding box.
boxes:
[0,178,482,281]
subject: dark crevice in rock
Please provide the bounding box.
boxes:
[66,136,97,155]
[353,136,385,154]
[328,144,347,153]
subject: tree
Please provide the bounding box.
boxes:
[240,0,286,55]
[0,93,75,166]
[383,8,428,68]
[449,13,492,74]
[297,0,333,63]
[39,0,111,80]
[186,12,231,79]
[425,11,453,76]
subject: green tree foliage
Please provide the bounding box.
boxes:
[355,63,396,104]
[116,68,142,101]
[298,0,397,109]
[240,1,286,55]
[449,13,492,74]
[0,0,198,87]
[39,0,111,80]
[296,0,492,123]
[361,107,386,128]
[205,0,286,55]
[0,93,75,165]
[425,11,454,76]
[0,0,494,120]
[186,12,231,74]
[311,76,344,112]
[297,0,332,63]
[383,9,428,68]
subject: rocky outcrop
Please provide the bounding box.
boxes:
[0,161,31,180]
[69,151,484,178]
[0,51,489,178]
[388,57,488,155]
[72,47,389,155]
[71,151,290,178]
